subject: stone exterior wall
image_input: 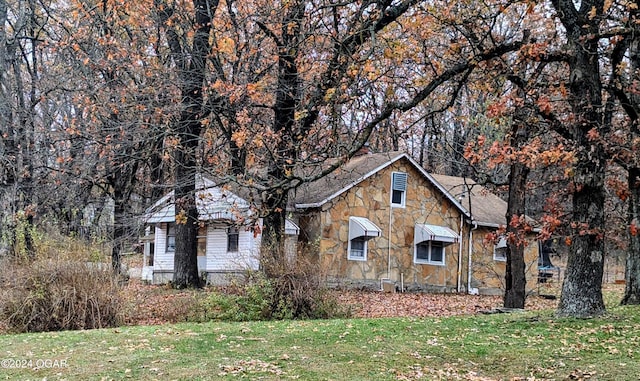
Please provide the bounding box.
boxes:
[299,157,468,291]
[469,228,539,295]
[297,156,541,294]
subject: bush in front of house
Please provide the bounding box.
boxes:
[191,255,350,321]
[0,234,124,333]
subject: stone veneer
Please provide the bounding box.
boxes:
[297,156,540,294]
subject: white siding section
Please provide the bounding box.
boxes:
[238,228,260,270]
[205,224,260,272]
[205,226,228,271]
[153,224,174,271]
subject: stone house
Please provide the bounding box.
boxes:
[142,151,539,294]
[291,151,540,294]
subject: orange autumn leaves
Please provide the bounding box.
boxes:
[464,134,574,171]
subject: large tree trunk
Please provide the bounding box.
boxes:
[259,2,304,272]
[558,177,606,316]
[173,147,201,288]
[503,160,529,309]
[622,168,640,304]
[553,0,607,317]
[159,0,215,288]
[502,73,533,309]
[620,10,640,305]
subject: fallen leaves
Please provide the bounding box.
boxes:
[217,359,286,377]
[119,277,561,327]
[335,291,557,319]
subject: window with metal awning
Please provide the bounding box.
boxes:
[414,224,459,265]
[348,217,381,261]
[285,219,300,236]
[493,236,508,261]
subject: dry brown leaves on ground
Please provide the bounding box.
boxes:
[120,279,559,326]
[335,290,558,319]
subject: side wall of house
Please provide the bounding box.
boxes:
[304,158,466,291]
[470,228,539,295]
[152,222,261,285]
[205,224,260,272]
[152,223,174,283]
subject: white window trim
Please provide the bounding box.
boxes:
[166,223,176,253]
[347,236,368,261]
[390,171,407,208]
[414,240,446,266]
[493,236,508,262]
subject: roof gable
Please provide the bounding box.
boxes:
[292,151,470,218]
[145,176,251,223]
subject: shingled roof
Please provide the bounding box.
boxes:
[291,151,469,217]
[430,174,508,228]
[290,150,528,229]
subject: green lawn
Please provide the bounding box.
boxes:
[2,303,640,380]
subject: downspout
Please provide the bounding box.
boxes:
[388,204,393,279]
[467,219,478,293]
[460,177,478,294]
[457,213,464,292]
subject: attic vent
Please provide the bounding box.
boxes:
[392,172,407,191]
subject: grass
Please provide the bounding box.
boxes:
[1,286,639,380]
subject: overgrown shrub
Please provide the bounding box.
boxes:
[191,255,350,322]
[0,233,124,333]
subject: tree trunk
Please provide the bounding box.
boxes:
[504,160,529,309]
[173,148,201,288]
[622,167,640,304]
[156,0,215,288]
[1,0,38,258]
[259,2,304,271]
[620,9,640,305]
[111,200,124,276]
[557,159,606,315]
[552,0,607,317]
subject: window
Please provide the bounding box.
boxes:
[494,236,508,261]
[415,241,445,265]
[391,172,407,207]
[414,224,456,265]
[197,226,207,257]
[148,243,154,266]
[349,237,367,260]
[347,217,381,261]
[227,227,239,252]
[166,223,176,252]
